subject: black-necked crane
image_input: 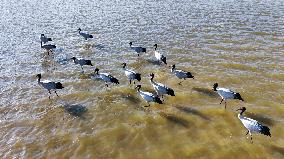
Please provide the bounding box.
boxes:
[71,57,93,71]
[236,107,271,143]
[153,44,167,65]
[171,64,194,85]
[135,85,163,107]
[129,42,146,56]
[93,68,119,87]
[40,34,52,44]
[78,28,93,40]
[41,41,56,55]
[149,73,175,98]
[212,83,244,109]
[122,63,141,84]
[36,74,64,99]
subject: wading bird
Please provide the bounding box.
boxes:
[71,57,93,71]
[212,83,244,109]
[135,85,163,107]
[171,64,194,85]
[236,107,271,143]
[129,42,146,56]
[122,63,141,84]
[41,41,56,55]
[153,44,167,65]
[149,73,175,98]
[78,28,93,40]
[93,68,119,87]
[40,34,52,44]
[36,74,64,99]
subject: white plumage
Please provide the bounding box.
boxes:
[135,85,163,107]
[36,74,64,99]
[149,73,175,98]
[93,68,119,87]
[237,107,271,142]
[122,63,141,84]
[153,44,167,65]
[171,64,194,85]
[129,42,146,56]
[212,83,244,109]
[78,28,93,40]
[40,34,52,44]
[71,57,93,71]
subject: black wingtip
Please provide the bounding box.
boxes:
[142,48,146,52]
[135,73,141,81]
[48,38,52,41]
[111,78,119,85]
[89,35,93,38]
[55,82,64,89]
[85,60,93,66]
[186,72,194,78]
[167,89,175,96]
[234,93,244,101]
[155,96,163,104]
[260,125,271,137]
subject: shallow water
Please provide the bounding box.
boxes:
[0,0,284,158]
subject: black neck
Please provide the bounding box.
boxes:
[240,109,245,115]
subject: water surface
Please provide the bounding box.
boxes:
[0,0,284,158]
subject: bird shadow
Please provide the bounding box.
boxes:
[175,106,211,121]
[270,144,284,156]
[146,59,162,66]
[94,44,105,50]
[63,104,87,119]
[159,112,190,128]
[192,87,219,98]
[245,112,275,126]
[55,57,69,65]
[120,93,140,105]
[82,44,93,50]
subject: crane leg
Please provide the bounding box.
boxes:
[105,83,109,87]
[178,81,183,85]
[250,133,253,143]
[81,66,84,73]
[220,99,224,104]
[224,100,227,109]
[55,90,59,97]
[246,130,249,135]
[48,90,52,99]
[129,80,131,85]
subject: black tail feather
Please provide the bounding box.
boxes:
[167,88,175,96]
[135,73,141,81]
[89,35,93,38]
[154,96,163,104]
[142,48,146,52]
[186,72,194,78]
[234,93,244,101]
[55,82,64,89]
[85,60,93,66]
[48,38,52,41]
[260,125,271,137]
[111,77,119,84]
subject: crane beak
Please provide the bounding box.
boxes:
[236,108,242,111]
